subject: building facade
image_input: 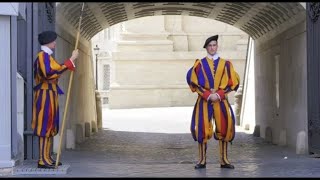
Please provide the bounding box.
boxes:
[91,15,249,109]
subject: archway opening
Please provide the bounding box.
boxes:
[90,15,250,134]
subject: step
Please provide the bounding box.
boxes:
[120,32,170,41]
[117,40,173,52]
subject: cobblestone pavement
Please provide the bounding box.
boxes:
[5,107,320,177]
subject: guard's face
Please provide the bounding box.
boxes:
[47,40,56,49]
[206,40,218,55]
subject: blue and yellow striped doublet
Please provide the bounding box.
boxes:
[32,51,75,137]
[186,57,240,144]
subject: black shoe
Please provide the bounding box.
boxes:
[195,163,206,169]
[37,163,56,169]
[52,161,62,166]
[220,164,234,169]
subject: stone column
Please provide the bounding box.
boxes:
[164,16,188,51]
[95,91,103,130]
[234,85,243,126]
[0,15,14,168]
[16,73,25,163]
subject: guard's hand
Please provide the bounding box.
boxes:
[70,49,79,61]
[209,93,220,103]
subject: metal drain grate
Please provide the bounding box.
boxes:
[13,162,70,175]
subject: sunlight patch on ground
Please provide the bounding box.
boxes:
[102,107,193,134]
[102,106,253,134]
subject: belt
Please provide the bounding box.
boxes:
[33,81,64,94]
[40,79,58,84]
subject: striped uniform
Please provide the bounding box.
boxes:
[32,51,75,137]
[187,57,240,168]
[186,57,240,166]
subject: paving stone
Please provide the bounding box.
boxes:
[7,107,320,177]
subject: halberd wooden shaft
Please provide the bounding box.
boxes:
[55,3,85,168]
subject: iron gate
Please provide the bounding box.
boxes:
[307,2,320,154]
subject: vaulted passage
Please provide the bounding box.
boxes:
[56,3,305,41]
[3,2,311,167]
[52,2,308,155]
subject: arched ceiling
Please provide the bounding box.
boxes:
[56,2,306,41]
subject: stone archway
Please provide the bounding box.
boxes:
[52,2,308,154]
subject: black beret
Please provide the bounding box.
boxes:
[38,31,57,45]
[203,35,218,48]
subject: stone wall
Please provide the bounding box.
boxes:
[53,25,97,150]
[254,21,307,151]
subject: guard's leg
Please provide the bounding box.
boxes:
[45,137,53,165]
[38,137,55,169]
[195,142,207,169]
[46,137,62,166]
[219,140,234,169]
